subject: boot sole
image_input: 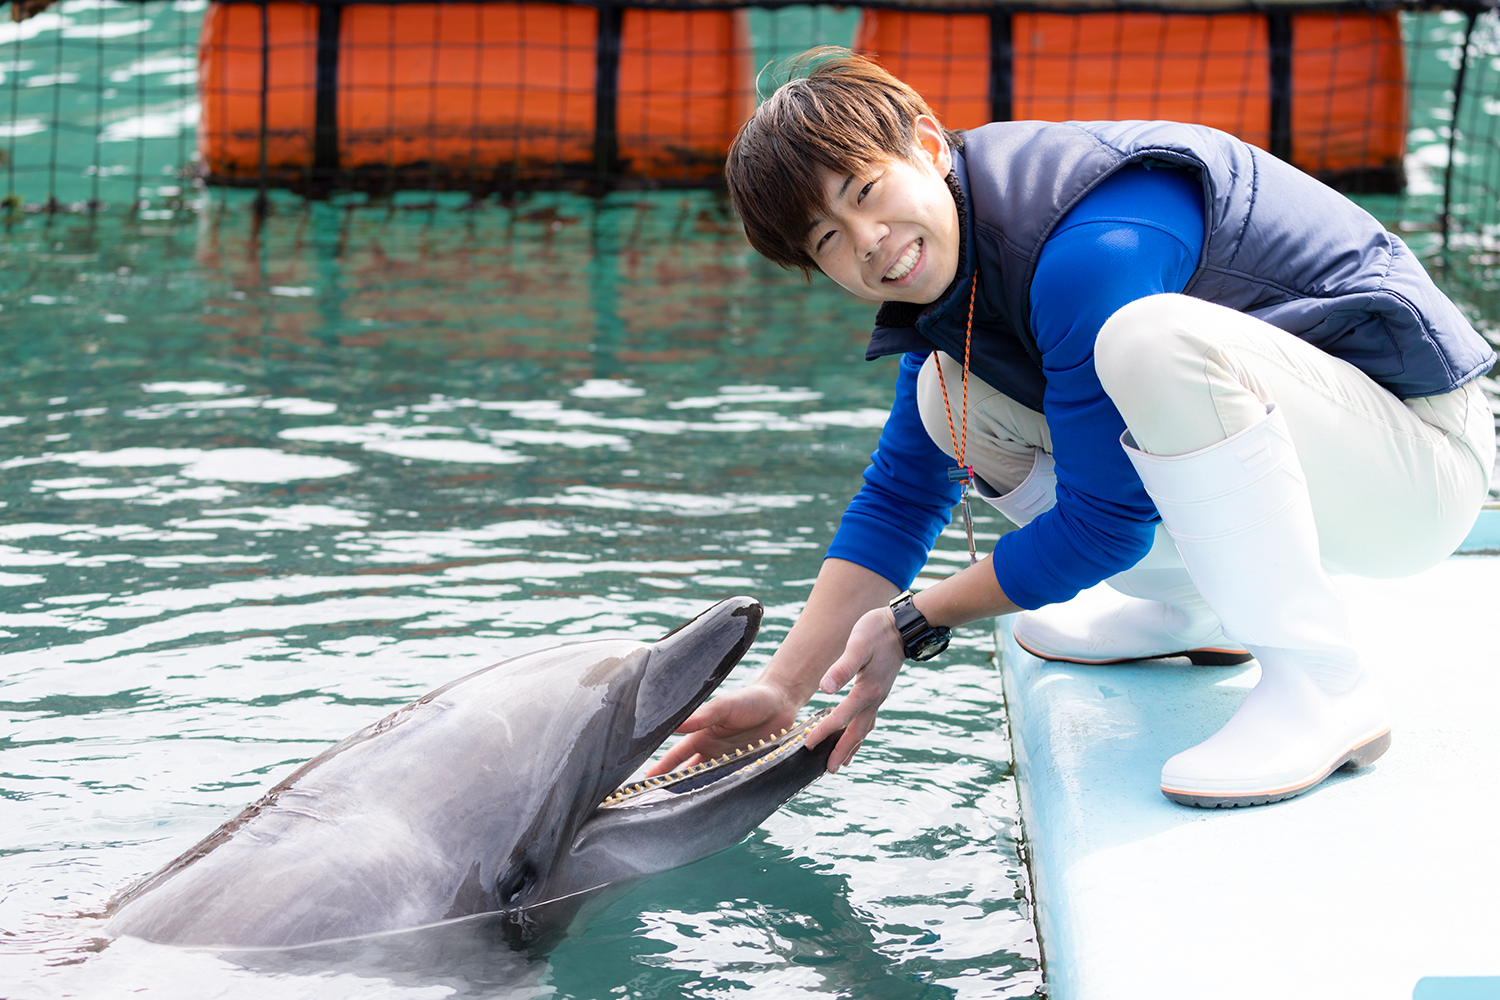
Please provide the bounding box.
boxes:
[1161,729,1392,808]
[1013,633,1254,667]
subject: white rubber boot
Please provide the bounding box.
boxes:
[988,450,1252,666]
[1123,404,1391,807]
[1012,526,1252,666]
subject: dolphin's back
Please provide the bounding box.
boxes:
[106,639,650,948]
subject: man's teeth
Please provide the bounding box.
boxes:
[884,240,921,281]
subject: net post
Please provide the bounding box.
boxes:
[132,0,146,220]
[90,0,104,216]
[177,0,190,206]
[1267,8,1293,162]
[1440,7,1480,254]
[594,0,623,188]
[313,0,343,197]
[5,26,17,224]
[255,0,270,218]
[46,11,62,216]
[990,5,1013,123]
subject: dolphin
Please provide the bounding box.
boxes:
[103,595,838,949]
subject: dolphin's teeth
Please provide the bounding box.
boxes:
[780,728,788,736]
[757,739,766,747]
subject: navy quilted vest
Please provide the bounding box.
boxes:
[867,121,1495,411]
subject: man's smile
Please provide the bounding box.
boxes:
[883,239,923,282]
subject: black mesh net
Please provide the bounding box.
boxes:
[2,0,1497,256]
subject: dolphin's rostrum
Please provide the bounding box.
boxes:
[105,596,839,949]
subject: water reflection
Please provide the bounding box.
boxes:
[0,192,1037,997]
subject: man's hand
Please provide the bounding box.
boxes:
[645,680,800,777]
[646,559,900,778]
[805,604,907,773]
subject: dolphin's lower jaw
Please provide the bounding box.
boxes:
[541,709,842,906]
[478,710,842,950]
[103,596,835,951]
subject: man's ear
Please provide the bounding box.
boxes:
[912,114,951,177]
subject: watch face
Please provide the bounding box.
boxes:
[910,630,950,661]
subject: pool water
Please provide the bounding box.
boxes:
[0,192,1041,999]
[4,5,1495,997]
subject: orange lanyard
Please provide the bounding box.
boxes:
[933,274,979,566]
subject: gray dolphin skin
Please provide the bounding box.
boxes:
[104,596,840,950]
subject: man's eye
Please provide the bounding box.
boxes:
[857,181,874,203]
[815,231,835,252]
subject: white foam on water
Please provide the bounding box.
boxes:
[169,505,370,531]
[0,572,46,587]
[485,428,630,450]
[141,381,245,395]
[263,398,338,416]
[181,449,359,483]
[363,439,530,464]
[99,101,199,142]
[0,119,45,138]
[509,485,811,515]
[568,379,646,399]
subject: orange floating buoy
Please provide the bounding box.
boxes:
[854,7,1406,190]
[1008,11,1273,146]
[198,0,751,188]
[616,8,754,179]
[198,1,1407,192]
[1291,11,1406,180]
[198,2,320,181]
[338,3,601,178]
[852,10,992,131]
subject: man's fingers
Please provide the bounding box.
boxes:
[827,716,874,773]
[673,705,716,734]
[646,734,706,776]
[819,648,866,695]
[829,731,866,773]
[803,711,838,751]
[804,682,864,750]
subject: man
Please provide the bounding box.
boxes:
[649,51,1495,807]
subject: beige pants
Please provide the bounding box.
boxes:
[917,293,1495,579]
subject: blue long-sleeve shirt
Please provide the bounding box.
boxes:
[825,163,1206,608]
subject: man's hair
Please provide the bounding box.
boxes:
[725,48,957,275]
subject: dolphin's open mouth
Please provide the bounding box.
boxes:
[600,708,833,807]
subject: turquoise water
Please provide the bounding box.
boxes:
[0,191,1040,998]
[3,5,1497,997]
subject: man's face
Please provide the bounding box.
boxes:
[804,115,960,305]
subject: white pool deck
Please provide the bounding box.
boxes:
[995,511,1500,1000]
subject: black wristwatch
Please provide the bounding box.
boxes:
[889,590,951,661]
